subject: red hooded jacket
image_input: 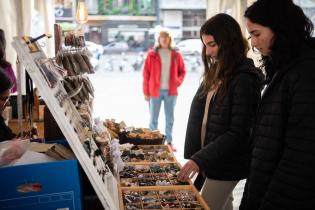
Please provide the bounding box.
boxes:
[143,48,186,97]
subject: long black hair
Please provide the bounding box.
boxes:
[245,0,315,83]
[200,13,249,101]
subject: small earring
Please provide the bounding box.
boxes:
[252,47,260,54]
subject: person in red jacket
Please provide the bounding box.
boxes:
[143,27,186,151]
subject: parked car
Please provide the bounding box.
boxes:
[176,39,202,56]
[103,41,129,53]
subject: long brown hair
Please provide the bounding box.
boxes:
[200,14,249,102]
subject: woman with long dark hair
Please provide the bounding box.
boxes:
[240,0,315,209]
[178,13,263,210]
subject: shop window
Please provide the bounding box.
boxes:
[97,0,156,16]
[54,0,73,18]
[183,10,206,27]
[183,31,199,39]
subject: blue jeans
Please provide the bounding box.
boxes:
[149,89,177,143]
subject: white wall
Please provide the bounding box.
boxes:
[87,0,98,14]
[0,0,55,94]
[160,0,206,9]
[161,10,183,39]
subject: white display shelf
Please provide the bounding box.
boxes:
[12,37,119,210]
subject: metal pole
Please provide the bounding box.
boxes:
[16,58,23,134]
[15,0,24,134]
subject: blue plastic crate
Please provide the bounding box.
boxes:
[0,160,82,210]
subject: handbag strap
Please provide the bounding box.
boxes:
[201,87,217,148]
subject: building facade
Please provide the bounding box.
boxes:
[54,0,207,50]
[159,0,206,40]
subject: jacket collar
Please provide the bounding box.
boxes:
[262,45,315,98]
[152,46,179,53]
[233,58,265,86]
[233,58,256,74]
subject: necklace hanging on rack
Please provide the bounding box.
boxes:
[22,33,52,53]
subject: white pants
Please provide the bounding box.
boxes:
[201,178,239,210]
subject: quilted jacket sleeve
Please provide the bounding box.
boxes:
[258,63,315,210]
[191,73,260,170]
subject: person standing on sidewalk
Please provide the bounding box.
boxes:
[240,0,315,209]
[143,27,186,152]
[178,14,264,210]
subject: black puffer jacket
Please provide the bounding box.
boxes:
[240,47,315,210]
[184,58,263,181]
[0,116,15,142]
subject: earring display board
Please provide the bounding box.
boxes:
[12,36,119,210]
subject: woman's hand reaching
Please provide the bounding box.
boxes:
[177,160,200,182]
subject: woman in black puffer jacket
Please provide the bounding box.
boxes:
[177,14,264,210]
[240,0,315,210]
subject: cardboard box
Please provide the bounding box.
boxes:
[0,160,82,210]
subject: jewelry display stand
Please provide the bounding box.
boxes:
[12,36,119,210]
